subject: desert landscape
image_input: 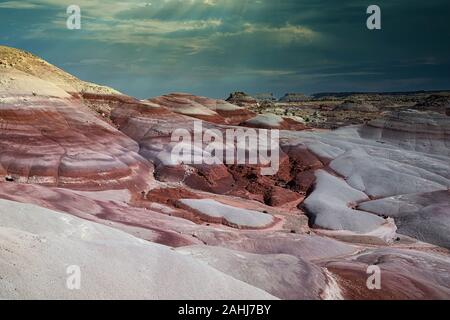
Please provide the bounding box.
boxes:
[0,45,449,300]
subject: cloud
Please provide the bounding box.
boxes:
[0,1,43,9]
[2,0,449,98]
[21,1,321,55]
[231,23,320,42]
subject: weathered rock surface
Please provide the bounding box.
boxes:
[254,93,277,102]
[177,245,328,300]
[284,108,449,246]
[413,93,450,114]
[146,92,257,126]
[0,46,154,193]
[359,190,450,248]
[323,248,450,300]
[243,113,306,130]
[0,199,276,300]
[110,101,308,208]
[329,148,449,198]
[0,96,152,191]
[179,199,275,229]
[364,111,450,162]
[226,91,259,107]
[0,45,121,96]
[0,181,201,247]
[303,170,392,236]
[193,231,359,261]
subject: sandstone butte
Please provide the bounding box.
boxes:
[0,45,449,300]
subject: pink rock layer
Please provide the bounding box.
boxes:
[0,96,152,191]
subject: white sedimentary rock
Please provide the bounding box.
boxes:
[359,190,450,248]
[180,199,274,228]
[176,245,328,300]
[0,199,276,300]
[303,170,387,234]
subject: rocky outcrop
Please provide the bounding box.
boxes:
[0,46,155,192]
[254,93,277,102]
[178,199,276,229]
[283,109,450,245]
[226,91,259,107]
[177,245,328,300]
[368,109,450,136]
[0,96,152,191]
[279,93,309,102]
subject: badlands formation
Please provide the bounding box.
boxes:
[0,46,449,300]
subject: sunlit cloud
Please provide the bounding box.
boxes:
[20,0,321,54]
[0,1,44,9]
[1,0,449,98]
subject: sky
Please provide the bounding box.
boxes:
[1,0,450,99]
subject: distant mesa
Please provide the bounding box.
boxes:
[178,198,275,229]
[279,93,309,103]
[253,93,277,102]
[226,91,259,107]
